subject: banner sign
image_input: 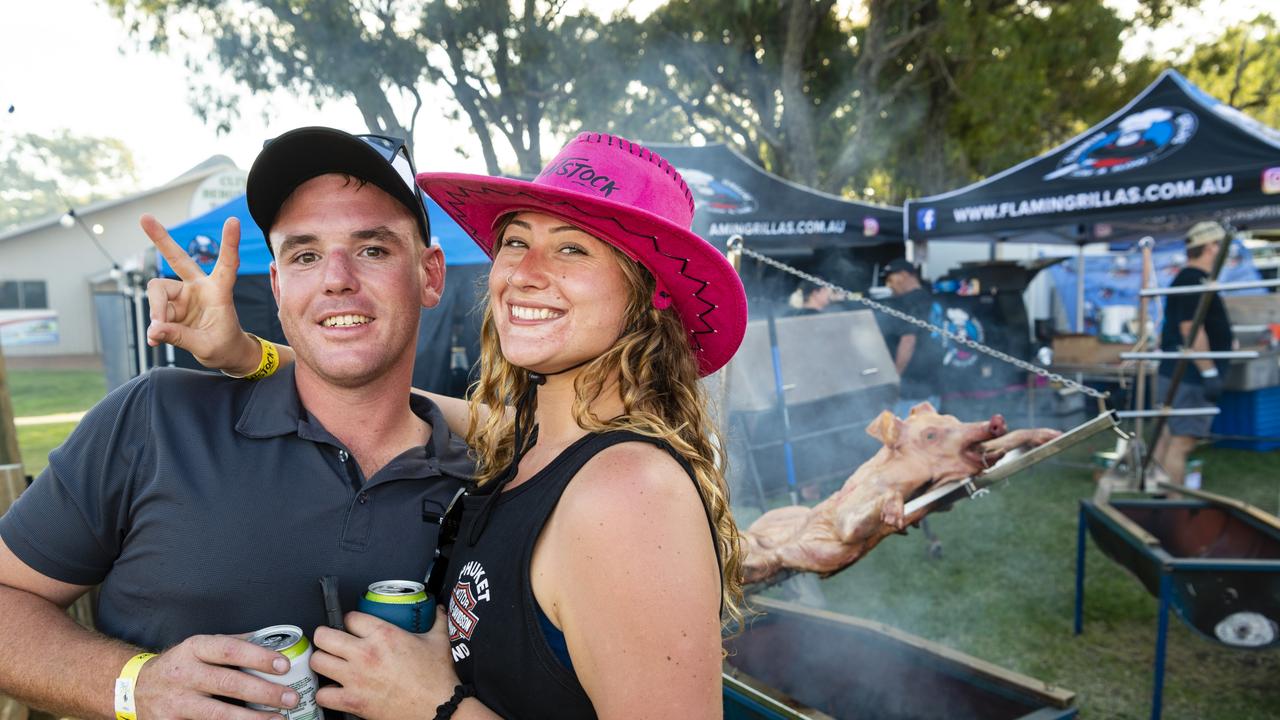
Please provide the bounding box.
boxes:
[0,310,59,346]
[906,70,1280,240]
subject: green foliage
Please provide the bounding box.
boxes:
[101,0,625,175]
[900,0,1137,193]
[603,0,856,184]
[1182,14,1280,129]
[102,0,431,139]
[420,1,622,173]
[0,131,140,232]
[596,0,1158,200]
[100,0,1275,208]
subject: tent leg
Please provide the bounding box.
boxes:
[1075,245,1086,333]
[1150,573,1173,720]
[1074,505,1086,636]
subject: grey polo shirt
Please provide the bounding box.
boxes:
[0,365,472,650]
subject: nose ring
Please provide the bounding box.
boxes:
[506,273,515,288]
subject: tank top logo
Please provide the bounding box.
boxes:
[448,560,491,661]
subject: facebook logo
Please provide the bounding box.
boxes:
[916,208,937,232]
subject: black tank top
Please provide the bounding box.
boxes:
[441,430,712,720]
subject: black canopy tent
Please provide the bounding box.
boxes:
[651,143,904,311]
[904,69,1280,244]
[899,69,1280,374]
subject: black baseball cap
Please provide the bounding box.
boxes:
[882,258,918,278]
[246,127,431,254]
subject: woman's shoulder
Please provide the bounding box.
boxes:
[556,437,703,528]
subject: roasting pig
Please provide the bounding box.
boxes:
[741,402,1060,585]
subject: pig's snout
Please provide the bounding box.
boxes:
[987,414,1007,437]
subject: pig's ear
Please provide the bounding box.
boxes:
[909,401,938,417]
[867,410,903,447]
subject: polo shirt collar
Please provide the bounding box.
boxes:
[235,364,473,481]
[236,363,306,439]
[410,392,474,481]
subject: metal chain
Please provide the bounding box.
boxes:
[731,243,1110,400]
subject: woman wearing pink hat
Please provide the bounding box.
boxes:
[147,132,749,718]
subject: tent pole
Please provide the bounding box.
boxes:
[132,279,148,378]
[1075,245,1086,333]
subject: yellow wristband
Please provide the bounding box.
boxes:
[242,334,280,381]
[114,652,155,720]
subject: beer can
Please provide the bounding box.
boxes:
[243,624,324,720]
[357,580,435,633]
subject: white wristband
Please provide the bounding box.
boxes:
[1200,368,1219,378]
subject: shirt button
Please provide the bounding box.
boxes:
[358,491,370,504]
[338,450,349,463]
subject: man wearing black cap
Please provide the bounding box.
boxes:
[0,128,469,718]
[881,259,943,417]
[1152,221,1235,487]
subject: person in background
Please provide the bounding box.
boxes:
[0,127,469,719]
[787,281,836,316]
[881,258,943,419]
[1152,220,1234,487]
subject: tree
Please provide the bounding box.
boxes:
[103,0,624,176]
[1181,14,1280,129]
[591,0,1144,200]
[105,1,429,144]
[105,0,1203,200]
[0,130,140,232]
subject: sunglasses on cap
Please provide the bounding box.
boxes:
[354,133,420,195]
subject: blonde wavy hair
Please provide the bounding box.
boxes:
[466,221,745,629]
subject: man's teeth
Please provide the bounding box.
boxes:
[322,314,372,327]
[511,305,562,320]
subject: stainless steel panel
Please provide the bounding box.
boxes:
[725,310,898,412]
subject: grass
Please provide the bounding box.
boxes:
[6,368,1276,716]
[16,422,80,476]
[759,436,1279,719]
[7,369,106,417]
[7,368,107,476]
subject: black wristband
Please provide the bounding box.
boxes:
[433,683,476,720]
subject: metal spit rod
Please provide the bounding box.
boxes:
[1117,408,1220,419]
[1139,278,1280,296]
[1121,350,1260,360]
[902,410,1121,516]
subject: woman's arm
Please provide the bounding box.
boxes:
[536,442,723,719]
[411,388,485,434]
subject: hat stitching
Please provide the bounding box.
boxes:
[436,184,720,354]
[576,132,695,214]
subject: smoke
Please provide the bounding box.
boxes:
[726,602,1055,719]
[723,301,1094,715]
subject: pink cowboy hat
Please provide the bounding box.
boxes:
[416,132,747,376]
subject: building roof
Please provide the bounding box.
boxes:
[0,156,239,244]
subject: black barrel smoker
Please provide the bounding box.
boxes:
[722,598,1077,719]
[1075,489,1280,720]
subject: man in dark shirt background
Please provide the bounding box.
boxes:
[882,259,943,418]
[1153,221,1234,486]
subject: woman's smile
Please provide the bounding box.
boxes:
[490,212,630,373]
